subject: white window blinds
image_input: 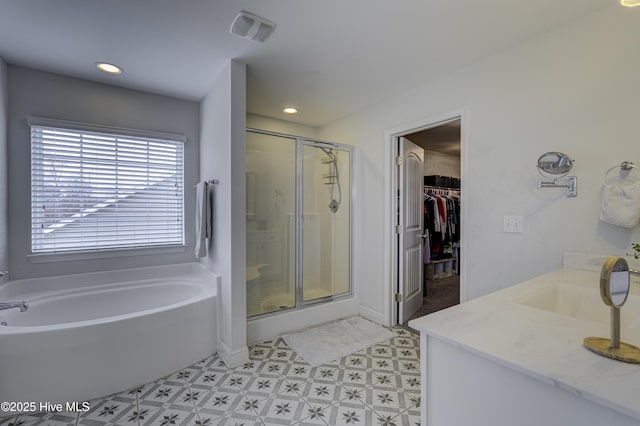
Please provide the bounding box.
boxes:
[30,118,185,254]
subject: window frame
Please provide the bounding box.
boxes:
[27,116,187,261]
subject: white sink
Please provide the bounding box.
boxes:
[517,283,640,331]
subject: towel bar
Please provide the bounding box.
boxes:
[603,161,640,186]
[193,179,219,188]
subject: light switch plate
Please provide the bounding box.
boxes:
[503,215,524,233]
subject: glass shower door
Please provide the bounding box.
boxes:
[300,143,351,303]
[246,132,296,316]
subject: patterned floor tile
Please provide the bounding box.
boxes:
[209,410,263,426]
[339,354,370,370]
[392,336,419,348]
[299,381,342,406]
[397,359,419,375]
[242,376,287,400]
[193,354,218,369]
[248,346,272,361]
[291,404,330,426]
[139,406,198,426]
[16,411,79,426]
[266,347,297,364]
[375,414,403,426]
[187,369,228,389]
[254,393,310,425]
[199,356,230,373]
[278,380,305,398]
[359,387,411,417]
[231,359,267,376]
[307,366,340,383]
[196,390,246,419]
[0,416,19,426]
[370,357,398,374]
[17,319,421,426]
[322,399,373,426]
[335,385,366,404]
[216,375,249,392]
[371,372,403,390]
[121,406,155,425]
[138,381,191,406]
[398,375,421,394]
[79,394,138,425]
[280,363,315,382]
[391,410,421,426]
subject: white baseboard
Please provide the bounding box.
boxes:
[217,339,249,368]
[359,305,386,326]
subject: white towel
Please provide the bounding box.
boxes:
[195,182,211,257]
[600,182,640,228]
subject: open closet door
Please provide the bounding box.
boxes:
[398,137,424,323]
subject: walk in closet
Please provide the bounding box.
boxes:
[403,119,461,324]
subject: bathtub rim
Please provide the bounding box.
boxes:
[0,263,217,333]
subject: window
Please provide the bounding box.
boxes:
[29,117,185,254]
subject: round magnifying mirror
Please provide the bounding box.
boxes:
[600,257,630,308]
[537,152,574,177]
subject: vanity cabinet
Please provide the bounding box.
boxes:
[418,335,639,426]
[410,265,640,426]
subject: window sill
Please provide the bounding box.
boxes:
[28,245,187,264]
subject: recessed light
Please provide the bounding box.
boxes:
[96,62,123,75]
[283,107,298,114]
[621,0,640,6]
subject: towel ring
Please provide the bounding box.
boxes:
[603,161,640,186]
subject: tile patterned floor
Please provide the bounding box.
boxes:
[0,326,420,426]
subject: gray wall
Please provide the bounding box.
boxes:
[0,58,7,282]
[8,66,200,279]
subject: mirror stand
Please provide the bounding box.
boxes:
[583,257,640,363]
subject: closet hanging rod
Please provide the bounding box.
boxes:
[424,185,460,192]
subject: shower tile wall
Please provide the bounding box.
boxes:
[1,327,420,426]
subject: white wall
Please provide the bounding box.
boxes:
[7,66,200,279]
[0,58,7,283]
[319,5,640,320]
[424,149,460,179]
[199,60,248,367]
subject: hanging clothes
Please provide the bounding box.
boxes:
[423,185,460,263]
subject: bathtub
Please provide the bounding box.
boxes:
[0,263,218,413]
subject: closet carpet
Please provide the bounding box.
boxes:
[405,274,460,327]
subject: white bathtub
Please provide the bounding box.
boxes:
[0,263,218,413]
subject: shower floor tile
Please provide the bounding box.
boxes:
[10,323,420,426]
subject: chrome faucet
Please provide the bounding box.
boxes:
[0,301,29,312]
[630,269,640,278]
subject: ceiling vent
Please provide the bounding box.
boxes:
[230,11,276,43]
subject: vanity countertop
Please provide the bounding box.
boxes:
[409,268,640,422]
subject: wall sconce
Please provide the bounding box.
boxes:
[537,152,577,197]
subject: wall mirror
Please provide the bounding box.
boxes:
[537,152,574,177]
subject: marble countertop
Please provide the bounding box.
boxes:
[409,267,640,421]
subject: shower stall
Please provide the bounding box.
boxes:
[245,129,352,318]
